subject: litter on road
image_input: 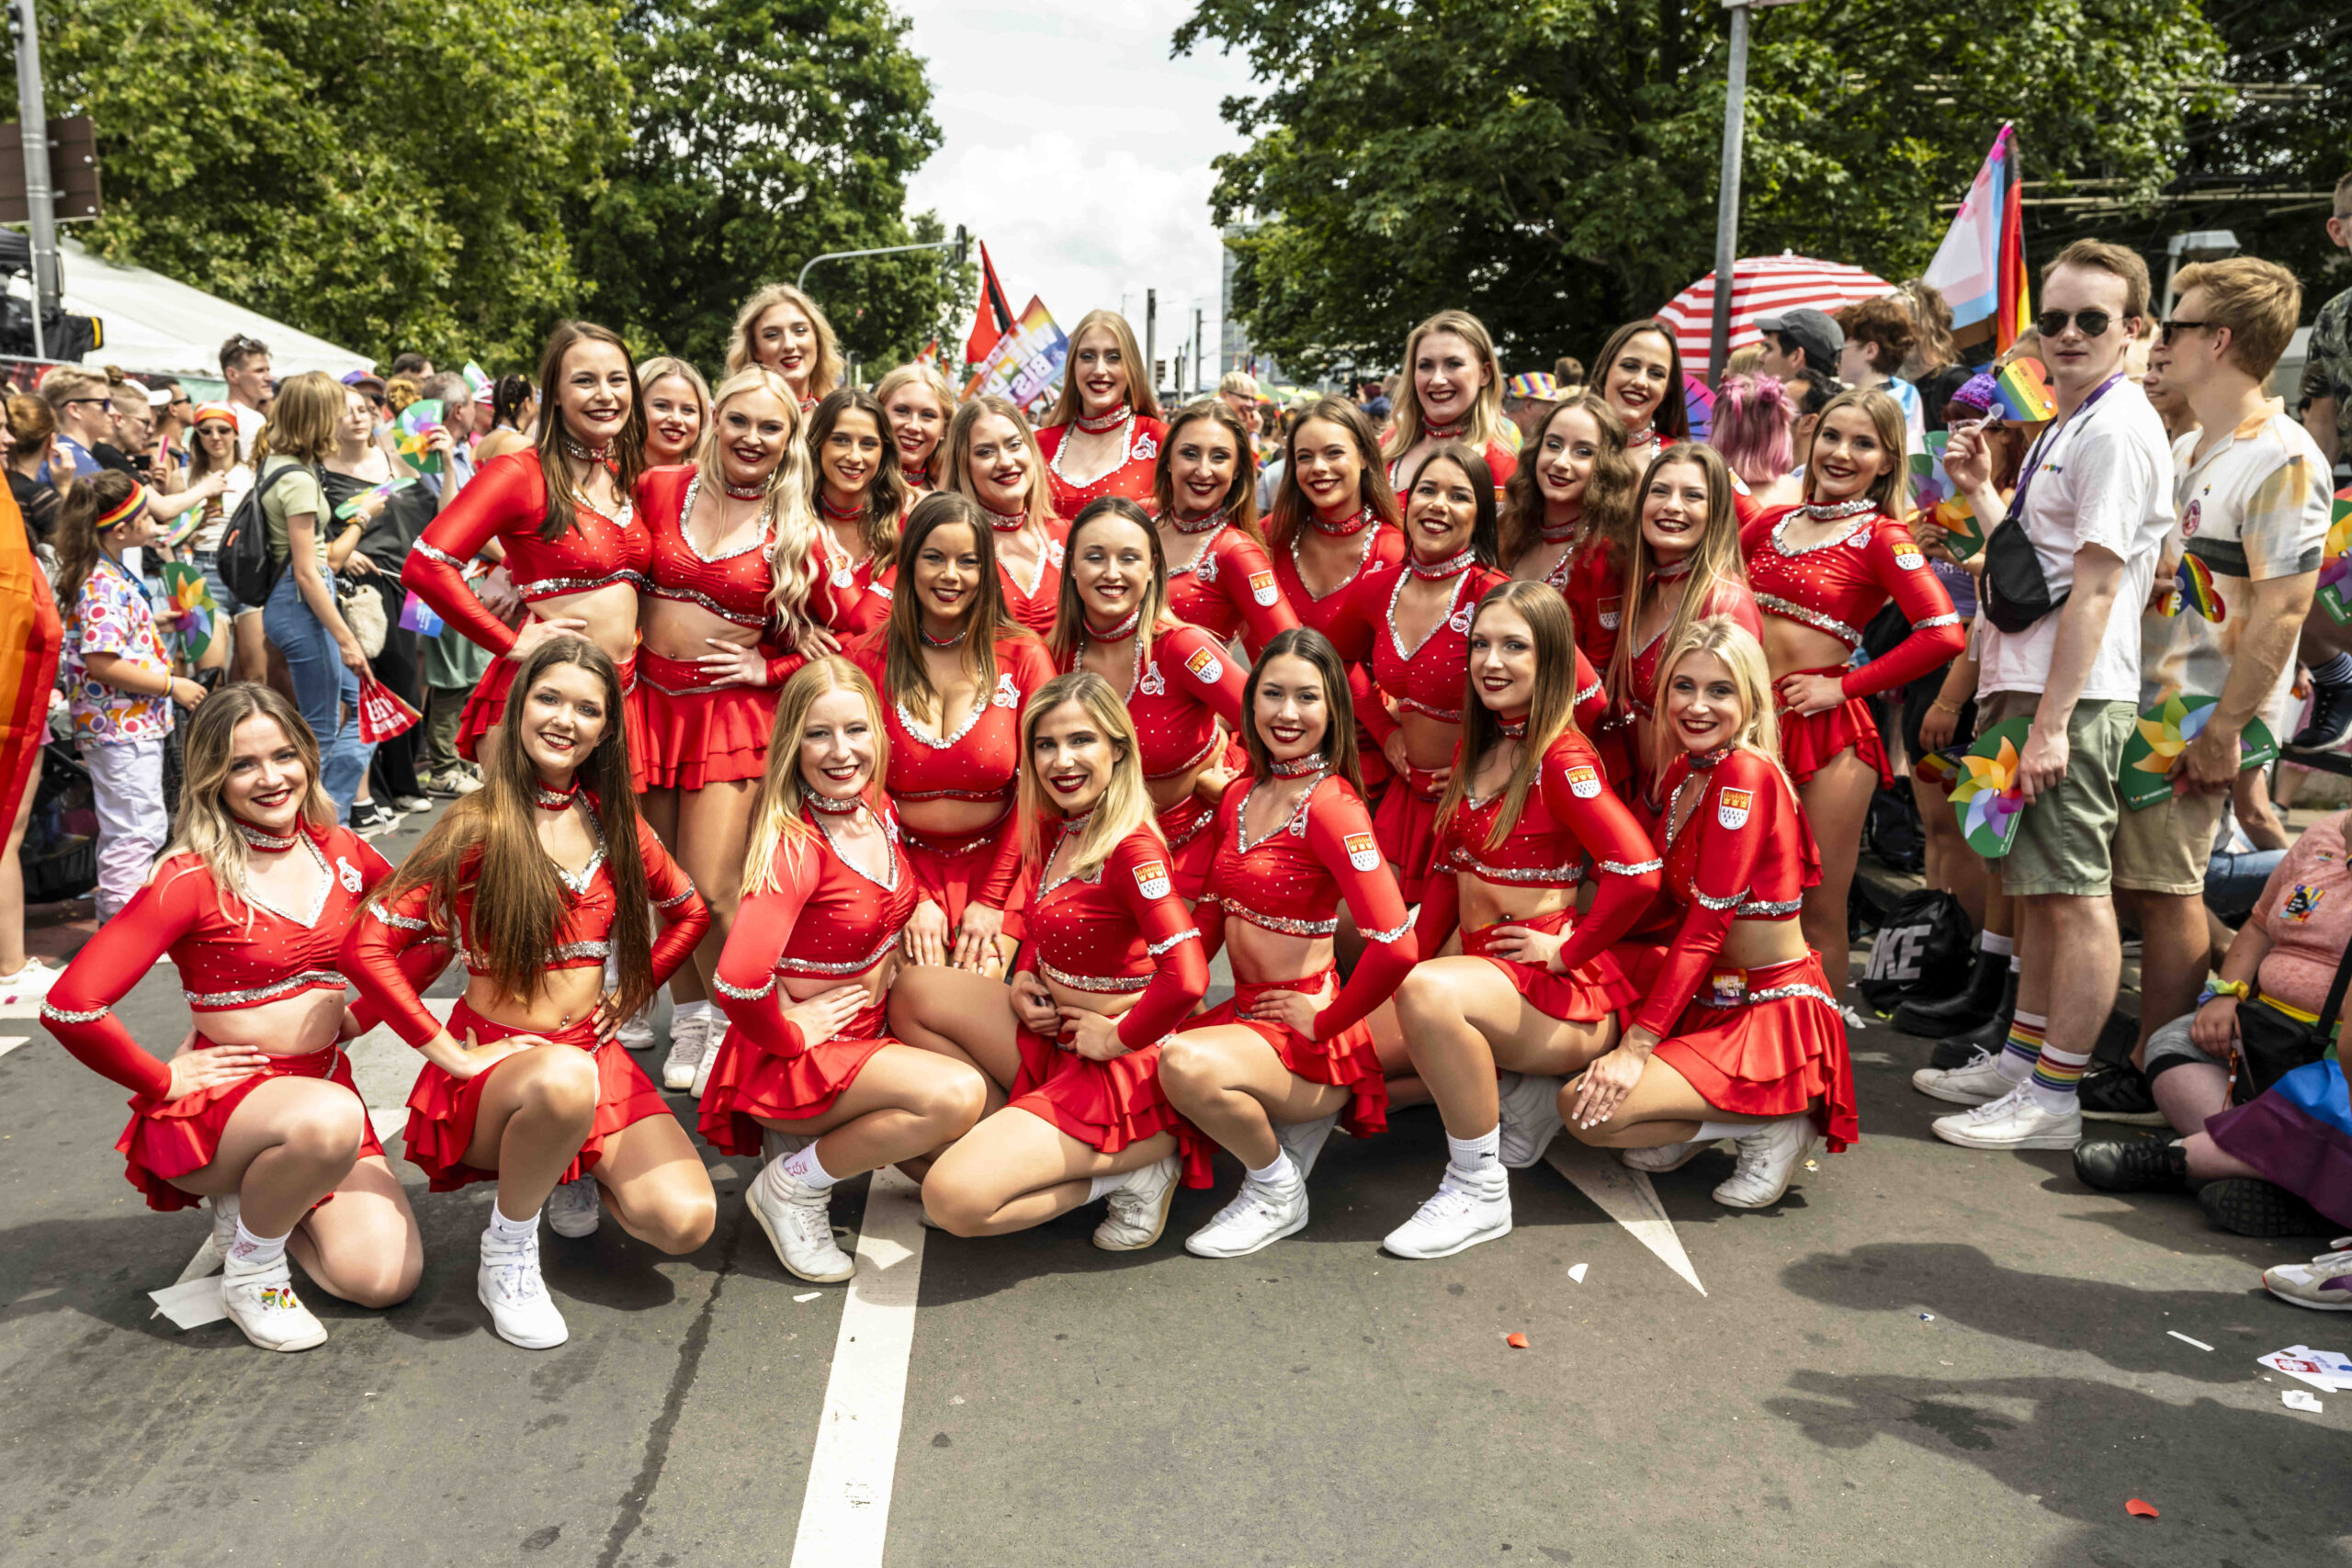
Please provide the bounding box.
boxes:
[2282,1390,2324,1414]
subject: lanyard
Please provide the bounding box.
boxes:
[2002,373,2124,528]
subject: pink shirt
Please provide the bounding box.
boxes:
[2252,813,2352,1021]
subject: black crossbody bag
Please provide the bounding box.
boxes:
[2232,938,2352,1103]
[1980,375,2126,636]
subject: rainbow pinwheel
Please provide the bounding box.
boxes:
[2320,485,2352,624]
[395,399,446,475]
[2120,690,2281,810]
[1994,358,2056,422]
[2132,692,2195,779]
[334,475,416,520]
[161,561,217,661]
[1951,721,2028,857]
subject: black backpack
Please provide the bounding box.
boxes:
[216,461,313,608]
[1859,888,1976,1011]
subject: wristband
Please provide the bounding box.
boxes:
[2198,979,2249,1009]
[1930,698,1962,716]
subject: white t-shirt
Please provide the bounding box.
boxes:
[183,465,254,555]
[1977,378,2175,703]
[230,401,266,460]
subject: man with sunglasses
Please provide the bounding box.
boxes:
[36,367,117,485]
[1918,239,2176,1154]
[218,333,273,457]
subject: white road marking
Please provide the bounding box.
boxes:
[788,1168,929,1568]
[1544,1140,1707,1295]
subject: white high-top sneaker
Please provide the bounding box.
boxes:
[747,1160,854,1282]
[661,1011,708,1092]
[545,1177,602,1238]
[1091,1156,1180,1251]
[220,1255,328,1352]
[1911,1049,2017,1107]
[1382,1168,1511,1258]
[1275,1111,1341,1181]
[616,1003,656,1053]
[1497,1072,1566,1169]
[1622,1139,1713,1173]
[1711,1117,1818,1209]
[478,1227,569,1348]
[1183,1174,1308,1258]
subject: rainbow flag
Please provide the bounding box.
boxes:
[962,296,1070,413]
[1924,123,2030,353]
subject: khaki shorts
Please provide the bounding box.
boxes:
[1973,691,2137,898]
[2111,781,2227,896]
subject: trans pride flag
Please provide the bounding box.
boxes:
[1924,123,2030,353]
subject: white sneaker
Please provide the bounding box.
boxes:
[1712,1117,1818,1209]
[1622,1139,1712,1174]
[479,1229,569,1348]
[1497,1072,1566,1169]
[1931,1083,2083,1151]
[1912,1049,2018,1106]
[220,1256,328,1352]
[546,1177,602,1238]
[1184,1176,1308,1258]
[1091,1156,1181,1252]
[616,1004,655,1053]
[1383,1169,1512,1259]
[1274,1111,1341,1181]
[0,956,61,998]
[176,1193,241,1283]
[747,1161,854,1282]
[662,1012,708,1092]
[2264,1239,2352,1312]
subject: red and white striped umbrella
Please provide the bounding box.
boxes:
[1654,254,1896,374]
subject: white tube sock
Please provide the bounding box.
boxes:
[227,1217,289,1269]
[1980,931,2014,959]
[1246,1153,1297,1188]
[779,1142,841,1190]
[488,1203,539,1243]
[1447,1127,1502,1179]
[1087,1172,1126,1203]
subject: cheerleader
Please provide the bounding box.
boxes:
[1605,444,1761,802]
[40,687,431,1350]
[1152,399,1298,661]
[897,673,1211,1249]
[876,361,956,492]
[808,388,911,636]
[1158,629,1418,1258]
[1566,618,1857,1209]
[1050,497,1249,900]
[1591,320,1690,468]
[1032,310,1167,521]
[1381,584,1665,1258]
[638,356,710,468]
[940,395,1068,636]
[1380,309,1520,502]
[844,492,1057,976]
[1742,388,1962,1015]
[401,321,650,782]
[700,660,989,1282]
[1501,392,1640,674]
[727,282,841,410]
[345,637,715,1349]
[633,367,825,1092]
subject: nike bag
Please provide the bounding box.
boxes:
[1859,887,1975,1011]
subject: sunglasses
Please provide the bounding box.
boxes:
[2033,309,2116,339]
[2158,319,2217,346]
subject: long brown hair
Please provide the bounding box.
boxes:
[1239,627,1363,796]
[883,491,1023,723]
[162,683,337,924]
[1049,498,1174,671]
[1500,393,1637,570]
[52,468,138,610]
[808,388,910,570]
[532,321,648,545]
[370,636,656,1017]
[1436,581,1585,848]
[742,658,888,897]
[1151,399,1264,542]
[1593,320,1690,442]
[1265,396,1401,554]
[1043,310,1162,427]
[1800,386,1909,517]
[1607,443,1749,773]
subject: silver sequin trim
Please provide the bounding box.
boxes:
[1916,613,1961,629]
[1216,899,1340,938]
[715,974,775,1000]
[1039,959,1150,993]
[1756,593,1863,649]
[1362,918,1413,944]
[1693,887,1747,911]
[40,1001,107,1024]
[778,931,898,976]
[413,540,463,568]
[1575,679,1602,709]
[1449,848,1585,885]
[550,941,611,962]
[183,970,346,1008]
[1770,511,1872,557]
[515,571,649,599]
[1147,929,1201,956]
[1738,897,1803,917]
[1600,858,1664,875]
[654,884,697,909]
[1699,981,1838,1009]
[371,906,431,931]
[646,583,764,627]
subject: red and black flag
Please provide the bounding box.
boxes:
[962,241,1016,367]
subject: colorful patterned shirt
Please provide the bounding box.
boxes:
[2306,285,2352,459]
[63,555,175,743]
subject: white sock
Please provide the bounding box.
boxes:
[1246,1152,1298,1189]
[1447,1128,1502,1180]
[487,1203,539,1243]
[1087,1172,1127,1203]
[2007,953,2022,974]
[676,998,715,1025]
[779,1142,841,1190]
[1693,1122,1748,1144]
[1980,931,2014,960]
[227,1217,289,1270]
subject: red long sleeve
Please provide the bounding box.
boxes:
[42,867,208,1097]
[1411,850,1463,960]
[641,829,711,987]
[1158,622,1250,730]
[1107,835,1210,1049]
[403,452,544,655]
[1301,786,1417,1039]
[345,883,457,1049]
[1838,526,1963,700]
[1538,751,1663,974]
[1634,753,1793,1039]
[975,637,1057,910]
[711,837,821,1060]
[1213,530,1300,659]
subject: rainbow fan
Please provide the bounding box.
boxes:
[2119,690,2281,810]
[161,561,217,661]
[2319,484,2352,624]
[2161,553,2224,622]
[333,476,416,520]
[1951,716,2030,858]
[1993,357,2056,423]
[394,399,445,476]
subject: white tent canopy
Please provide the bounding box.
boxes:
[44,235,373,383]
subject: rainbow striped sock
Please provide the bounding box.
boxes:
[1997,1012,2047,1082]
[2029,1043,2092,1111]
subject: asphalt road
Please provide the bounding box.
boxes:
[3,806,2343,1568]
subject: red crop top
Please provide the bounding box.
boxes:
[1413,730,1665,972]
[1164,513,1298,660]
[1633,747,1821,1039]
[1387,436,1519,502]
[1057,620,1248,782]
[1740,502,1963,698]
[637,466,807,688]
[1013,821,1209,1050]
[989,517,1070,637]
[405,450,650,658]
[1271,520,1406,642]
[1036,414,1169,521]
[1623,570,1764,723]
[345,807,708,1049]
[41,826,438,1099]
[710,803,918,1058]
[845,630,1056,908]
[811,531,894,637]
[1196,773,1419,1040]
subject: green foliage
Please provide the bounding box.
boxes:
[576,0,967,372]
[1177,0,2227,376]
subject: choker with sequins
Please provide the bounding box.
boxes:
[919,621,967,649]
[1422,417,1467,441]
[1497,716,1528,739]
[560,435,611,463]
[1074,405,1133,434]
[1311,506,1373,538]
[982,504,1027,533]
[1083,607,1141,642]
[1652,555,1695,581]
[233,818,300,852]
[1539,513,1584,544]
[1268,751,1328,778]
[1409,547,1477,581]
[1061,807,1094,834]
[819,491,865,523]
[1171,504,1230,536]
[1795,495,1878,522]
[806,787,863,815]
[724,478,769,502]
[902,461,931,488]
[1689,746,1733,771]
[534,779,580,813]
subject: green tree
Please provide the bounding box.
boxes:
[38,0,628,366]
[1177,0,2225,376]
[577,0,967,374]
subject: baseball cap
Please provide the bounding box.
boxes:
[342,370,388,396]
[1756,307,1843,369]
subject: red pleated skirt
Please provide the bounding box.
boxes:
[1646,953,1859,1152]
[901,810,1013,929]
[697,1001,894,1158]
[1462,908,1638,1023]
[1374,766,1445,904]
[1778,678,1892,786]
[632,649,781,790]
[458,648,646,791]
[401,1000,672,1191]
[116,1042,381,1213]
[1188,970,1387,1136]
[1007,1027,1213,1188]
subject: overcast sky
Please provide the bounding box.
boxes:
[894,3,1258,380]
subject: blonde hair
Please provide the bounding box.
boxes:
[1436,581,1585,849]
[1217,370,1261,400]
[161,684,338,926]
[943,395,1054,536]
[1382,309,1508,461]
[743,659,888,897]
[1019,671,1159,880]
[1044,310,1163,428]
[1608,443,1750,776]
[1801,387,1910,517]
[874,361,956,421]
[1657,616,1782,770]
[726,284,842,401]
[2171,256,2304,380]
[638,356,712,448]
[251,371,343,465]
[1049,498,1172,670]
[699,367,821,649]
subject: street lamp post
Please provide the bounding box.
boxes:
[1708,0,1806,385]
[797,224,967,294]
